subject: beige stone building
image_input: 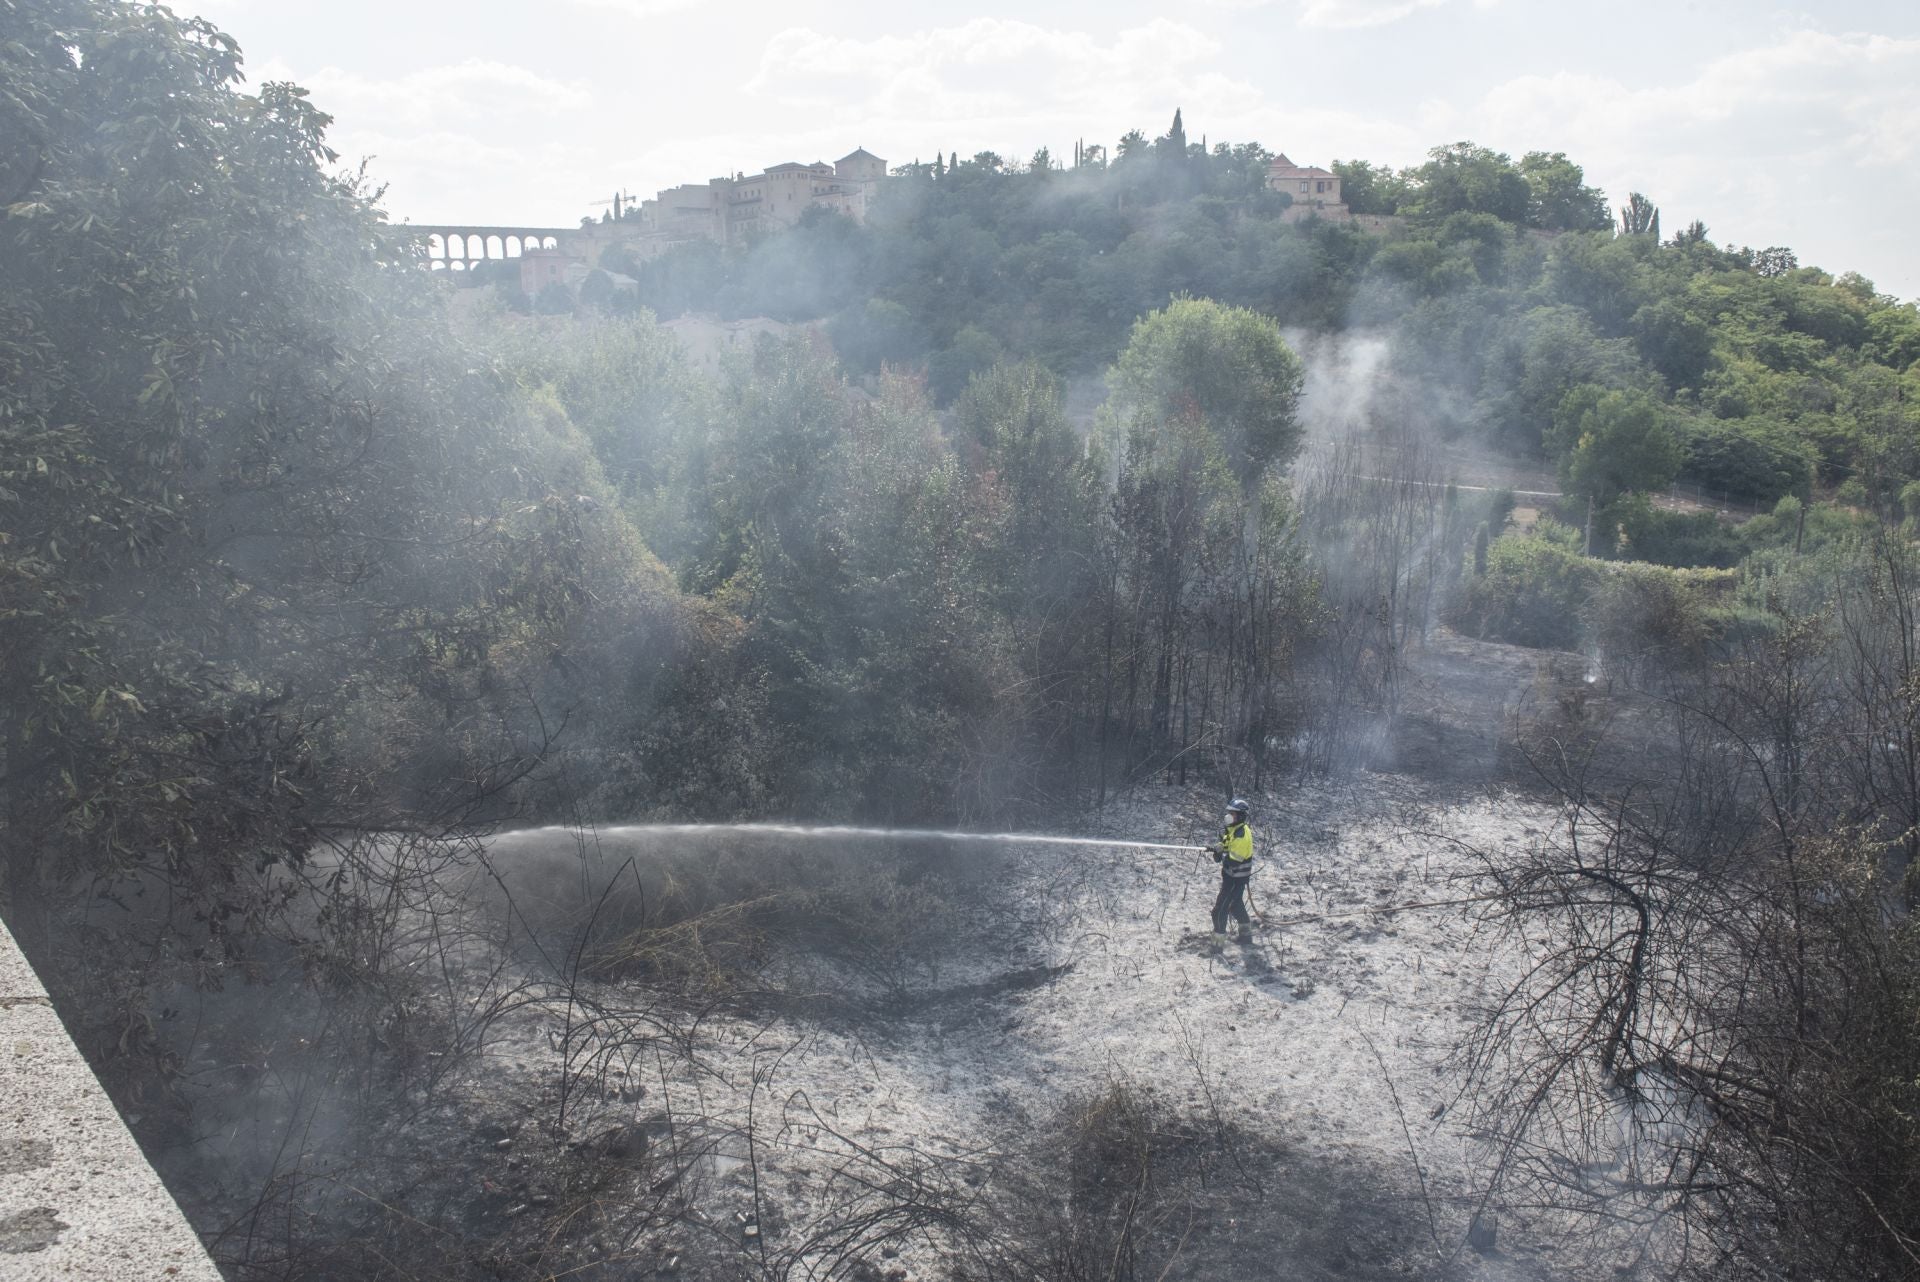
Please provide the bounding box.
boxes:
[627,148,887,256]
[1267,153,1350,221]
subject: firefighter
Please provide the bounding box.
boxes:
[1207,798,1255,945]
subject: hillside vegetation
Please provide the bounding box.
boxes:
[586,132,1919,519]
[558,119,1920,665]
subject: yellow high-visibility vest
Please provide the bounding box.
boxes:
[1220,821,1253,867]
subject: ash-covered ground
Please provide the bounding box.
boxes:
[447,771,1593,1279]
[158,624,1650,1281]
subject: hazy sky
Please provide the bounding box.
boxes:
[195,0,1919,299]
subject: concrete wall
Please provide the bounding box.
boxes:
[0,919,221,1280]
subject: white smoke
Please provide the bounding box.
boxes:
[1285,326,1393,443]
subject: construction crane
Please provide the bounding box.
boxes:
[586,189,637,222]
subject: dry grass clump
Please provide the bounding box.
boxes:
[976,1077,1458,1282]
[534,835,1005,1008]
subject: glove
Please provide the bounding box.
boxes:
[1208,846,1223,863]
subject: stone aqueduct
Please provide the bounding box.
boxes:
[410,225,578,271]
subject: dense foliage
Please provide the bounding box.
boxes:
[0,0,678,979]
[499,304,1321,822]
[579,133,1917,522]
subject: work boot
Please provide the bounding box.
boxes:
[1209,932,1227,947]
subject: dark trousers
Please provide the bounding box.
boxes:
[1212,873,1251,934]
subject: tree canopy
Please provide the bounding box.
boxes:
[0,0,675,952]
[1111,297,1307,482]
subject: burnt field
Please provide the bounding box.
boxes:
[140,627,1632,1282]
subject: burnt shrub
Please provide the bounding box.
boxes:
[979,1079,1453,1282]
[477,827,1015,1007]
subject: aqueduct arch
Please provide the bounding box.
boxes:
[411,225,576,272]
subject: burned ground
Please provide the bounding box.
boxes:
[138,626,1648,1281]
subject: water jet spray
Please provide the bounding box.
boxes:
[483,823,1509,930]
[491,821,1210,855]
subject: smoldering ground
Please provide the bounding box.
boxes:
[117,773,1612,1282]
[90,767,1566,1274]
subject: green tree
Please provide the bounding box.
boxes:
[1450,529,1598,649]
[1680,417,1815,504]
[1518,150,1610,231]
[1405,142,1531,224]
[1671,218,1710,246]
[1436,211,1518,283]
[1631,296,1714,389]
[0,0,672,963]
[829,297,931,373]
[1110,297,1307,483]
[1159,108,1187,164]
[1331,159,1411,215]
[1547,231,1647,333]
[1202,141,1274,200]
[1479,304,1649,451]
[929,323,1004,402]
[1549,385,1684,504]
[490,311,700,548]
[951,364,1109,798]
[953,363,1103,619]
[1753,245,1798,277]
[1617,191,1659,236]
[1863,303,1920,369]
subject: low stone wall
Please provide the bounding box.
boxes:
[1278,206,1407,231]
[0,918,221,1280]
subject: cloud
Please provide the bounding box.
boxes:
[251,57,601,222]
[1474,31,1920,180]
[1203,0,1498,27]
[563,0,701,16]
[630,16,1424,196]
[745,18,1231,123]
[253,57,591,131]
[1296,0,1447,28]
[339,124,611,224]
[1467,29,1920,291]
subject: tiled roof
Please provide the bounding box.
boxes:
[1269,154,1336,179]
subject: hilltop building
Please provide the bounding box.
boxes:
[1267,153,1349,221]
[630,148,887,254]
[519,246,583,298]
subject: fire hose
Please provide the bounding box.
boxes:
[1195,843,1510,928]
